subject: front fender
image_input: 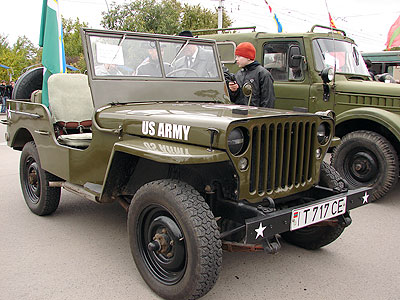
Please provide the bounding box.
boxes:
[99,137,229,203]
[336,107,400,142]
[113,137,229,164]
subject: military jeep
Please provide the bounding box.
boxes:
[2,29,370,300]
[205,25,400,202]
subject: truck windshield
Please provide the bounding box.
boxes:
[89,35,219,79]
[312,39,369,76]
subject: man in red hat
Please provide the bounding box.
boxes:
[228,42,275,108]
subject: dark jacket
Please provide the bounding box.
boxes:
[229,61,275,108]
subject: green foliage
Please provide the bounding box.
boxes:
[62,17,88,72]
[101,0,232,35]
[0,34,41,81]
[180,4,232,35]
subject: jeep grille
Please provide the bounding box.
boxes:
[247,117,317,197]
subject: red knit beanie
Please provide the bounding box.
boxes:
[235,42,256,60]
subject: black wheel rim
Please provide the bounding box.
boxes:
[344,148,379,184]
[23,155,41,204]
[137,204,187,285]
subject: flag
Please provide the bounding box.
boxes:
[264,0,283,33]
[274,14,283,33]
[39,0,66,107]
[329,13,337,29]
[386,15,400,50]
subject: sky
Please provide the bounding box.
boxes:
[1,0,399,52]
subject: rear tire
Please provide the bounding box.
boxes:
[128,179,222,300]
[20,142,61,215]
[331,130,398,201]
[281,162,346,250]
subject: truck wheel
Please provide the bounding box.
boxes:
[280,162,346,250]
[331,130,398,201]
[20,142,61,215]
[128,179,222,300]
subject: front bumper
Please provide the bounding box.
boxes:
[244,186,371,244]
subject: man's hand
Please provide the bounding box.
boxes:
[228,81,239,92]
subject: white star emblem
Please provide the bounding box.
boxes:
[362,192,369,204]
[7,108,11,119]
[255,222,267,239]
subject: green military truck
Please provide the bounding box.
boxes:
[1,29,370,300]
[205,25,400,201]
[362,50,400,82]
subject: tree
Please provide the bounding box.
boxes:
[101,0,232,35]
[0,34,41,81]
[62,17,88,72]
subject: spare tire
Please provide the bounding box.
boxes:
[12,67,44,100]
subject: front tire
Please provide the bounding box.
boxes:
[20,142,61,215]
[128,179,222,300]
[281,162,346,250]
[331,130,398,201]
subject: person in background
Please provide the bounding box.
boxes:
[136,42,171,76]
[171,30,218,78]
[6,81,14,98]
[364,59,377,81]
[228,42,275,108]
[0,80,7,113]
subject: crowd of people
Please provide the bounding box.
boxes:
[0,80,14,113]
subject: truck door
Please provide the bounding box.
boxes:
[263,40,310,112]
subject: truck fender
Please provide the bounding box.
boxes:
[336,107,400,142]
[99,138,229,203]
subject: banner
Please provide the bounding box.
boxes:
[329,13,337,29]
[264,1,283,33]
[386,15,400,50]
[39,0,66,107]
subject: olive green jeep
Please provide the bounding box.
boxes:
[205,25,400,202]
[2,29,370,300]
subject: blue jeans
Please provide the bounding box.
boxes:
[1,97,6,113]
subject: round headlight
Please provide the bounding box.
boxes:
[228,128,245,155]
[317,122,330,144]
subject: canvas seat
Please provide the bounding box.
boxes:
[47,73,94,148]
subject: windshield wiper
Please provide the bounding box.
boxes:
[170,40,190,65]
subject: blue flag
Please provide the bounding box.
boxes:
[274,13,283,33]
[39,0,66,107]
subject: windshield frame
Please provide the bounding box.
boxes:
[86,31,222,81]
[312,38,369,76]
[80,28,228,109]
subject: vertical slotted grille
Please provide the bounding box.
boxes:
[249,119,316,195]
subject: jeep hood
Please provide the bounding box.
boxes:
[335,79,400,97]
[95,102,317,149]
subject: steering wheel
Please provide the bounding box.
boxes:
[166,68,199,77]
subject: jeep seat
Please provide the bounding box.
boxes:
[48,73,94,148]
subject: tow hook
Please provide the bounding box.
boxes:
[339,212,352,227]
[262,235,281,254]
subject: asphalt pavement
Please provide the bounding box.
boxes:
[1,119,400,300]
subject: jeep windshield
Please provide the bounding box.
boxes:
[82,29,227,108]
[89,34,219,79]
[312,39,369,76]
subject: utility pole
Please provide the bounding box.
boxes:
[212,0,224,32]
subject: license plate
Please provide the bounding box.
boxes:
[290,196,347,231]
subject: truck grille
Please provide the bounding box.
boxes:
[248,118,317,196]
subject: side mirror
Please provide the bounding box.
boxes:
[288,46,302,68]
[242,82,253,106]
[321,67,334,84]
